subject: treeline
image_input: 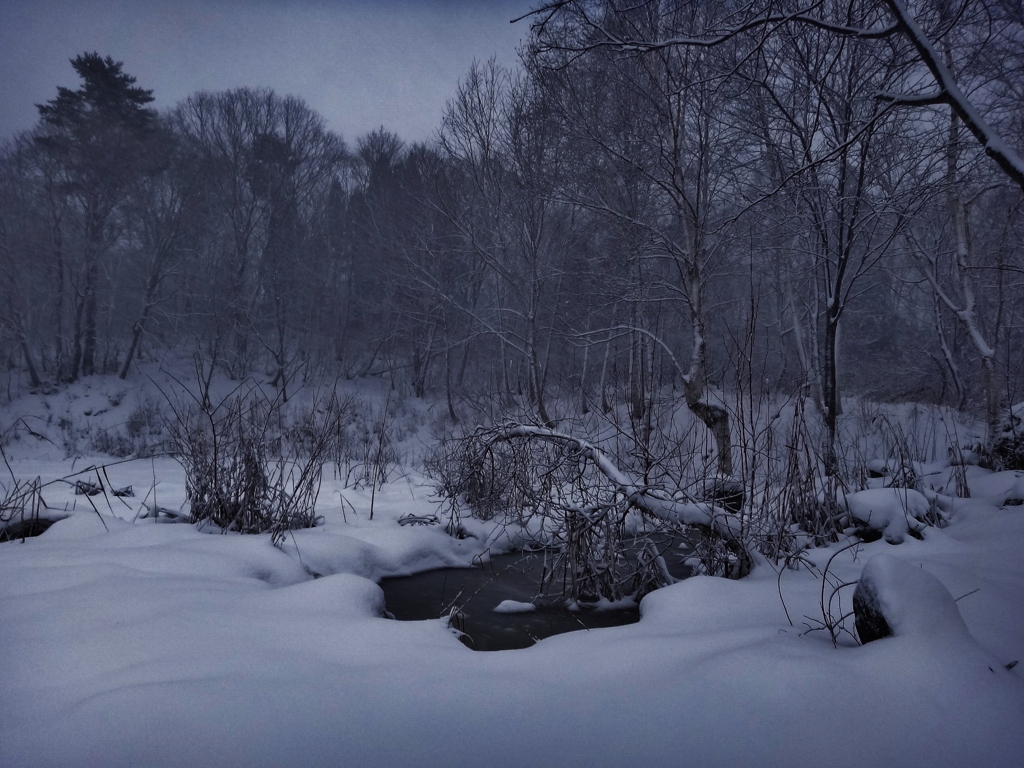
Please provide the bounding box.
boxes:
[1,2,1022,456]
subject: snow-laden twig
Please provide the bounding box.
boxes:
[480,423,752,577]
[882,0,1024,192]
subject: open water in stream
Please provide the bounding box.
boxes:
[380,543,692,651]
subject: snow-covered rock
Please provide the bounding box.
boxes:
[853,554,970,643]
[493,599,536,614]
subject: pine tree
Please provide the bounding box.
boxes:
[35,52,157,378]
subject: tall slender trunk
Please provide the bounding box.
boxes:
[682,257,733,478]
[69,287,85,382]
[684,329,733,477]
[598,335,612,414]
[530,341,551,426]
[821,306,841,476]
[50,211,66,378]
[445,338,459,425]
[119,314,147,380]
[81,259,98,376]
[20,337,42,388]
[81,224,99,378]
[931,291,966,408]
[119,253,164,379]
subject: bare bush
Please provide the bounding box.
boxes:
[160,378,340,544]
[771,395,844,549]
[427,423,750,602]
[89,428,137,459]
[986,403,1024,471]
[330,395,400,492]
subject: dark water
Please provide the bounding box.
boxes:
[0,518,56,542]
[379,544,691,651]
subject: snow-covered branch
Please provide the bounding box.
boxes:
[881,0,1024,191]
[525,1,898,55]
[481,423,751,575]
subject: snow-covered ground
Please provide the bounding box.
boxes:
[2,376,1023,767]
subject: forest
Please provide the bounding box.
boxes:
[0,1,1020,429]
[1,3,1024,766]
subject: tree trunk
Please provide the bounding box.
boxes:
[821,308,841,476]
[81,253,98,377]
[119,256,165,380]
[445,343,459,425]
[68,290,85,382]
[944,109,1006,448]
[682,258,733,478]
[50,209,66,379]
[684,337,733,477]
[19,336,42,388]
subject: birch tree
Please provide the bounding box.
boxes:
[531,1,750,475]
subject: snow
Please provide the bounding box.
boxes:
[493,599,536,613]
[2,381,1024,766]
[840,487,932,543]
[854,553,976,642]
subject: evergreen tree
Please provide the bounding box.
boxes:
[35,52,157,378]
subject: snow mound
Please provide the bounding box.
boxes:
[854,554,970,643]
[493,599,536,614]
[842,488,931,543]
[966,470,1024,506]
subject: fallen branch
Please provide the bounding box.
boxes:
[475,423,753,578]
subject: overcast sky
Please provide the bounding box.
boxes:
[1,0,532,145]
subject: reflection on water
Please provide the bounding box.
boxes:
[380,544,690,651]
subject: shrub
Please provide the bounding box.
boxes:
[89,428,135,458]
[331,395,400,490]
[161,381,341,544]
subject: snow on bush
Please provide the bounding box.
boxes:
[840,487,932,544]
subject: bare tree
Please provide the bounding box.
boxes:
[174,88,345,382]
[117,118,193,379]
[0,140,44,387]
[531,1,753,475]
[744,2,916,473]
[525,0,1024,190]
[440,60,575,425]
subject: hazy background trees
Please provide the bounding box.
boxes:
[1,1,1022,463]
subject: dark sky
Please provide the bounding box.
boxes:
[1,0,531,145]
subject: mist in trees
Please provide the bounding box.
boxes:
[1,1,1022,472]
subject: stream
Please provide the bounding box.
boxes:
[380,542,692,651]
